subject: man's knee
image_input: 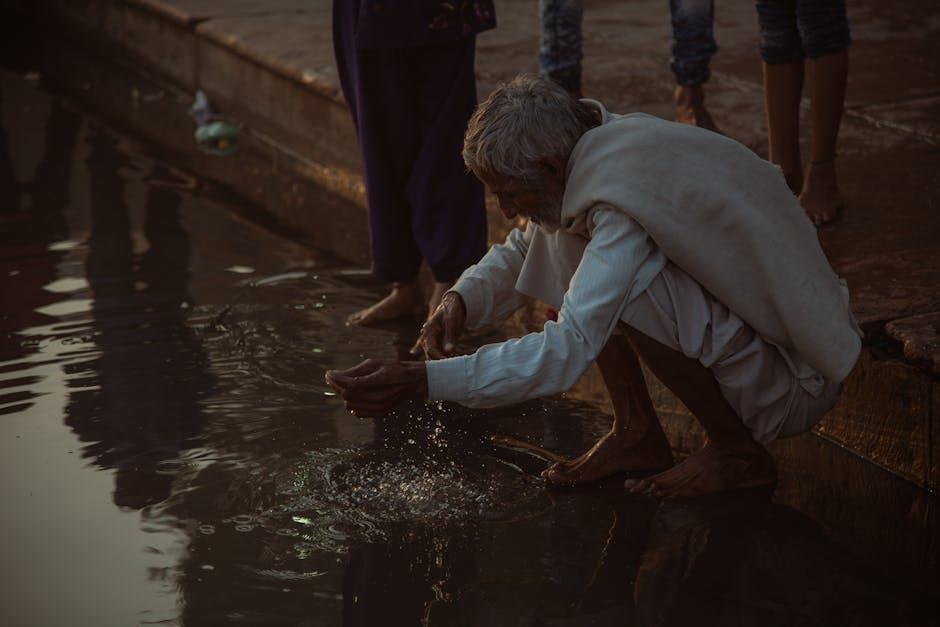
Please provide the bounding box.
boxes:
[771,380,841,440]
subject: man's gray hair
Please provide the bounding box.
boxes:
[463,74,600,184]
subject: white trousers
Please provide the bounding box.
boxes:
[621,263,840,443]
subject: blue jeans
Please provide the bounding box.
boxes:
[539,0,717,91]
[670,0,717,86]
[756,0,850,65]
[538,0,583,93]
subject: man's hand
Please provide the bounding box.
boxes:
[413,291,467,359]
[325,359,428,417]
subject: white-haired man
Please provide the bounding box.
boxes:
[326,75,861,498]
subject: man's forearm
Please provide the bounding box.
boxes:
[451,227,531,329]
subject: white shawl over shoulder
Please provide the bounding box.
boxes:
[561,107,861,382]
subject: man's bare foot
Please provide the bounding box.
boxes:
[346,282,421,326]
[674,85,720,133]
[426,280,454,321]
[540,427,674,486]
[623,441,776,499]
[800,159,843,226]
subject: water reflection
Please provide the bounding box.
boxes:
[63,128,210,509]
[635,489,931,627]
[0,76,78,372]
[342,527,477,626]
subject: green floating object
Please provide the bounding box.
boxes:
[195,121,241,156]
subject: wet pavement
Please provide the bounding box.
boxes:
[1,54,938,626]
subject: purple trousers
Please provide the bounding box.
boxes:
[333,0,487,283]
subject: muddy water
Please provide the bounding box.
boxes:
[0,67,932,625]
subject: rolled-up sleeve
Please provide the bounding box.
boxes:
[427,208,657,407]
[449,224,534,330]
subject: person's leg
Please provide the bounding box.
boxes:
[407,38,488,319]
[670,0,720,132]
[621,326,777,498]
[539,0,584,98]
[757,0,805,193]
[541,334,674,485]
[797,0,850,225]
[333,0,424,325]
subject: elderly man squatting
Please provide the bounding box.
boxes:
[326,75,862,499]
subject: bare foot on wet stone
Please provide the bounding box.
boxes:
[623,442,776,499]
[346,282,421,326]
[800,159,843,226]
[540,428,674,486]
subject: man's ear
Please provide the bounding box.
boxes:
[537,156,566,186]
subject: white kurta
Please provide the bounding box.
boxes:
[424,101,860,441]
[425,208,839,442]
[427,208,662,405]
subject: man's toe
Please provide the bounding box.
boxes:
[543,467,575,485]
[624,478,647,493]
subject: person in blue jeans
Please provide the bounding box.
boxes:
[757,0,851,225]
[538,0,719,130]
[669,0,719,131]
[538,0,584,98]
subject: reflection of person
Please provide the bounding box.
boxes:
[326,75,862,499]
[757,0,851,225]
[343,530,476,626]
[333,0,494,326]
[66,133,209,509]
[0,81,78,340]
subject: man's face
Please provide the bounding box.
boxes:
[487,176,564,233]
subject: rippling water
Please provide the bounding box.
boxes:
[1,46,933,627]
[0,61,626,626]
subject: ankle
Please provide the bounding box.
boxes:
[674,84,705,110]
[810,152,837,166]
[390,281,419,296]
[803,159,839,190]
[708,436,763,457]
[610,422,646,447]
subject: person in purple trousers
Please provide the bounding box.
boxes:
[333,1,495,325]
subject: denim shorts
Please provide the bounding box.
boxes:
[756,0,851,64]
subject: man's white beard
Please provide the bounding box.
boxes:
[531,191,564,233]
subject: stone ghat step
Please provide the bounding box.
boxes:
[13,0,938,494]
